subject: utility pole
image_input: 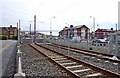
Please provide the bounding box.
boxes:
[18,20,20,45]
[68,30,70,55]
[90,16,95,39]
[116,24,117,32]
[50,16,55,37]
[34,15,36,44]
[93,17,95,39]
[17,22,19,45]
[19,20,21,44]
[30,24,31,38]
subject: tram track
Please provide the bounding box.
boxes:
[47,42,120,63]
[30,43,120,78]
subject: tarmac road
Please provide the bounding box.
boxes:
[0,40,17,77]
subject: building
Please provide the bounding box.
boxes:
[0,25,18,38]
[95,28,116,39]
[59,25,90,41]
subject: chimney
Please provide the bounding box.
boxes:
[70,25,73,28]
[111,28,113,30]
[10,25,12,28]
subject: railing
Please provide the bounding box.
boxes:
[47,39,108,54]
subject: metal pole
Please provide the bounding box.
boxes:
[17,22,19,44]
[68,30,70,55]
[50,18,52,36]
[116,24,117,32]
[50,16,55,37]
[30,24,31,38]
[34,15,36,44]
[93,17,95,39]
[18,20,20,45]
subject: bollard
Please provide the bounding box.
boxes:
[17,46,20,50]
[14,57,25,78]
[17,49,22,57]
[14,49,25,78]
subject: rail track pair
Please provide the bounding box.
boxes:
[29,43,120,78]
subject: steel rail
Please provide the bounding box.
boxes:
[48,42,120,63]
[32,44,120,77]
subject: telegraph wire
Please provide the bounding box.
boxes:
[33,0,47,14]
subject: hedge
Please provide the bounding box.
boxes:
[0,35,7,40]
[12,36,18,40]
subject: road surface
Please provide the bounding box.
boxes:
[0,40,17,77]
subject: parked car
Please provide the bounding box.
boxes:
[91,39,108,46]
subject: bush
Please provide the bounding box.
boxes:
[0,35,7,40]
[24,34,28,37]
[12,36,18,40]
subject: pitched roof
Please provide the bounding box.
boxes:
[63,25,89,30]
[96,28,116,32]
[0,27,17,29]
[73,25,86,29]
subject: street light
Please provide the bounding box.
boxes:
[90,16,95,39]
[65,23,70,54]
[50,16,56,36]
[18,20,20,45]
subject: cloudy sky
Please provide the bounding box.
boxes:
[1,0,120,35]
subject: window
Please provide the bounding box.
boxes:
[4,31,6,34]
[10,31,13,34]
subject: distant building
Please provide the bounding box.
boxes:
[0,25,18,38]
[59,25,90,41]
[95,28,116,39]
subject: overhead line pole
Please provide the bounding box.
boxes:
[18,20,20,45]
[17,22,19,45]
[34,15,36,44]
[30,24,31,38]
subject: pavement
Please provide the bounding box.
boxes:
[0,40,17,77]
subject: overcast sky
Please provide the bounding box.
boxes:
[1,0,120,35]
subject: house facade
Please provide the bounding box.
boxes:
[59,25,90,41]
[95,28,116,39]
[0,25,18,38]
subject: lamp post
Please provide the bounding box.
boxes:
[34,15,36,44]
[30,24,31,38]
[18,20,20,45]
[65,23,70,55]
[50,16,55,37]
[90,16,95,39]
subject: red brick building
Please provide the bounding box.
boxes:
[0,25,18,38]
[59,25,90,41]
[95,28,116,39]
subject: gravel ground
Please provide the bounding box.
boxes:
[43,44,120,74]
[20,41,74,78]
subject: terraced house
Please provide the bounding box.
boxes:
[95,28,116,39]
[0,25,18,38]
[59,25,90,41]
